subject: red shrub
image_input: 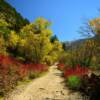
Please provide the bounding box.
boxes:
[0,55,21,96]
[57,63,65,71]
[64,64,89,78]
[32,64,47,72]
[0,55,21,67]
[0,55,48,96]
[18,64,29,79]
[19,63,48,79]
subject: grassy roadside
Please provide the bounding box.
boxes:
[0,96,3,100]
[17,70,49,86]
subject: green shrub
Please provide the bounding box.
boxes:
[67,75,81,90]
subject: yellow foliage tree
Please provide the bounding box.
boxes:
[90,18,100,35]
[8,31,20,48]
[0,35,7,55]
[19,18,54,63]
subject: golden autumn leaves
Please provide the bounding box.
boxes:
[0,18,63,64]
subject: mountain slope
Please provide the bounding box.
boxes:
[63,38,88,50]
[0,0,29,31]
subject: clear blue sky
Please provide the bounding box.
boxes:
[6,0,100,42]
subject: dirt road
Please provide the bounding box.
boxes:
[6,66,82,100]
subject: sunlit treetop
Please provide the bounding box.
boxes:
[20,18,52,37]
[90,18,100,35]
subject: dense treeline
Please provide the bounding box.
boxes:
[0,18,63,64]
[0,0,63,64]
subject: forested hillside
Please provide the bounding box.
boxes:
[0,0,29,31]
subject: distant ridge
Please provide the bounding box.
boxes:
[63,38,89,50]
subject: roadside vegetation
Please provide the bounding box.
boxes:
[57,18,100,100]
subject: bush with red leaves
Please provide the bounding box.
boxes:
[19,63,48,79]
[0,55,21,96]
[0,55,48,96]
[57,63,65,71]
[64,64,89,78]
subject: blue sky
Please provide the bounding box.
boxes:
[6,0,100,41]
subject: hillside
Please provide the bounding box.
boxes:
[0,0,29,31]
[63,36,98,50]
[63,38,87,50]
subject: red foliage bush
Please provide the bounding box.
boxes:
[0,55,21,96]
[57,63,65,71]
[19,63,48,78]
[0,55,48,96]
[64,64,89,78]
